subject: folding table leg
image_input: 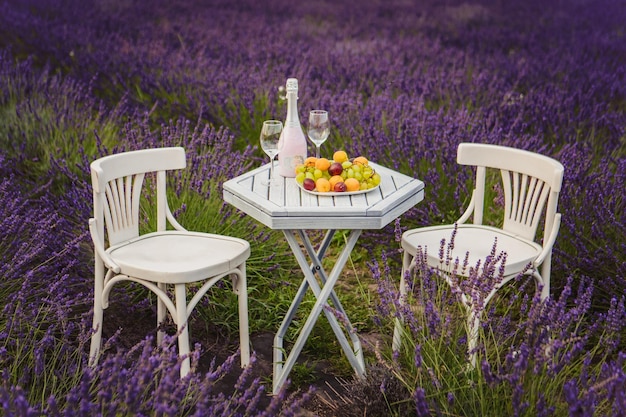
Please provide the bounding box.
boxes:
[298,230,364,365]
[273,229,366,395]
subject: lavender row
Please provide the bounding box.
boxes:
[0,0,624,414]
[1,0,622,148]
[67,0,618,298]
[0,90,310,415]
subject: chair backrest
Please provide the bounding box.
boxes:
[90,147,186,247]
[457,143,564,241]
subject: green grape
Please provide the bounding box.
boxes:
[359,181,367,191]
[314,169,323,179]
[342,160,352,169]
[354,172,363,181]
[363,168,373,179]
[295,172,306,184]
[341,171,348,179]
[305,172,315,180]
[347,168,354,178]
[295,165,306,174]
[372,173,381,185]
[352,164,362,173]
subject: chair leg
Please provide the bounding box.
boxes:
[157,282,167,345]
[467,308,480,368]
[89,304,104,366]
[89,260,105,366]
[174,284,191,378]
[236,266,250,367]
[540,254,552,301]
[392,251,413,352]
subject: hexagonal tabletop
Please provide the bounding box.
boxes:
[223,162,425,230]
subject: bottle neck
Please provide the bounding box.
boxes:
[285,91,300,127]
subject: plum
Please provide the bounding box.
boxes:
[328,162,343,176]
[333,182,347,192]
[303,178,316,191]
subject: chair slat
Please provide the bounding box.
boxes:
[104,182,118,232]
[502,171,552,239]
[522,176,539,226]
[102,174,144,245]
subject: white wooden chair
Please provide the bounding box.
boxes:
[392,143,564,366]
[88,147,250,377]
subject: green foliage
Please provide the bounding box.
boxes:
[287,362,319,389]
[212,91,277,152]
[0,61,122,181]
[376,262,624,416]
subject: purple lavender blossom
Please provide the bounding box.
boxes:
[0,0,624,414]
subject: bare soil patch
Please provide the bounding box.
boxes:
[99,298,378,416]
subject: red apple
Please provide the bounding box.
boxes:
[328,162,343,176]
[303,178,316,191]
[333,182,347,192]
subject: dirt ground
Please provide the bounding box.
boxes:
[101,300,378,416]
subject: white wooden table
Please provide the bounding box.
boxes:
[223,162,425,394]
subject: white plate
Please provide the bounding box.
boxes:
[297,181,380,196]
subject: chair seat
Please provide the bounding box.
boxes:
[108,231,250,284]
[401,224,542,277]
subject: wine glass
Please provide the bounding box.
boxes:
[259,120,283,186]
[308,110,330,158]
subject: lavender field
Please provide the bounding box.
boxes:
[1,0,625,415]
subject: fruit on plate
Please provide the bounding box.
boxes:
[302,178,316,191]
[304,156,317,167]
[329,175,344,188]
[333,182,347,192]
[294,151,380,193]
[333,150,349,163]
[316,177,331,192]
[315,157,331,171]
[353,156,368,166]
[344,178,360,192]
[328,162,343,176]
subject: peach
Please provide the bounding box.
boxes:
[304,156,317,167]
[332,150,349,163]
[329,175,344,188]
[316,177,331,192]
[353,156,369,166]
[315,157,331,171]
[344,178,360,192]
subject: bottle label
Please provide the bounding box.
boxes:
[279,154,305,177]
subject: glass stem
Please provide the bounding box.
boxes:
[316,146,320,158]
[269,157,274,181]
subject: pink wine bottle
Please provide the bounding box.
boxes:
[278,78,307,177]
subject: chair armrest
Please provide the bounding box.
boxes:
[166,204,187,232]
[533,213,561,267]
[89,218,121,274]
[457,190,476,224]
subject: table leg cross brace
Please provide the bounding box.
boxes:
[273,229,366,394]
